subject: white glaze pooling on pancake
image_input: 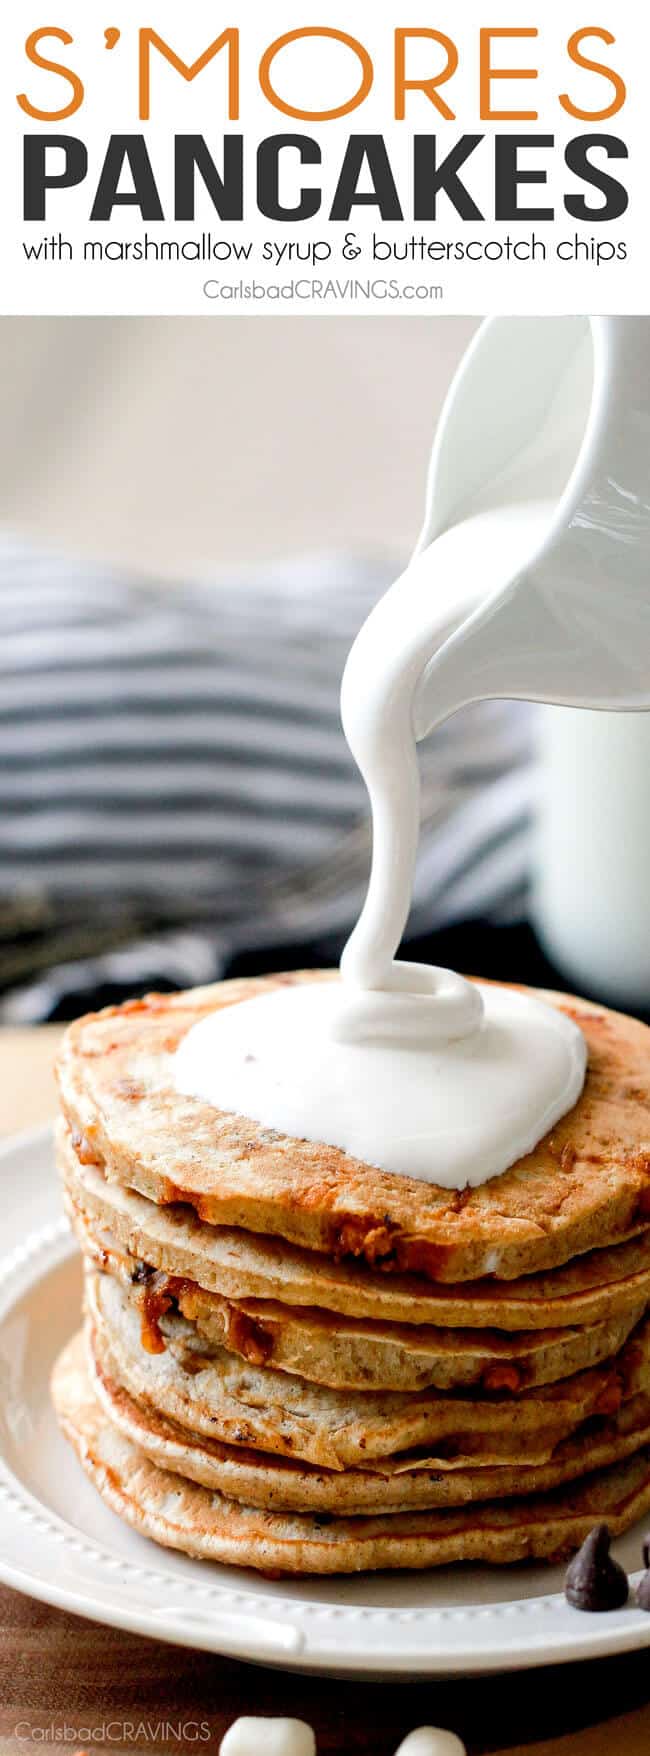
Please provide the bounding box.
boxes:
[176,380,588,1186]
[173,979,584,1188]
[175,526,585,1184]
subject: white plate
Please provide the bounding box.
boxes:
[1,1125,650,1678]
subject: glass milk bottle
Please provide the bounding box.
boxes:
[532,708,650,1011]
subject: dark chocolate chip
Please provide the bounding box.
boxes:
[130,1260,154,1285]
[565,1523,629,1613]
[637,1571,650,1612]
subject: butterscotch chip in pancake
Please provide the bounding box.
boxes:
[74,1199,646,1395]
[56,972,650,1283]
[87,1271,650,1474]
[53,1332,650,1575]
[88,1333,650,1518]
[59,1125,650,1333]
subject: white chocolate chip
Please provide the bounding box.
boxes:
[219,1718,316,1756]
[394,1732,467,1756]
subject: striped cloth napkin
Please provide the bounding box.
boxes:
[0,537,533,1022]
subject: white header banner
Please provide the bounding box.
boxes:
[1,1,647,313]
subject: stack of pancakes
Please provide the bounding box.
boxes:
[52,972,650,1575]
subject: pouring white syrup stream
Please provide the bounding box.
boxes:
[175,332,590,1188]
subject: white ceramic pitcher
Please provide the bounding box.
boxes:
[412,315,650,1006]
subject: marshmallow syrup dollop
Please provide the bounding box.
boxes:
[176,494,586,1190]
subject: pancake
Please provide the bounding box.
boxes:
[74,1202,645,1395]
[87,1271,650,1473]
[89,1334,650,1516]
[60,1126,650,1333]
[56,972,650,1283]
[53,1333,650,1574]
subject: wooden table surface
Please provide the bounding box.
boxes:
[1,1025,649,1756]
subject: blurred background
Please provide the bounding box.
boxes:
[0,315,647,1035]
[0,317,479,576]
